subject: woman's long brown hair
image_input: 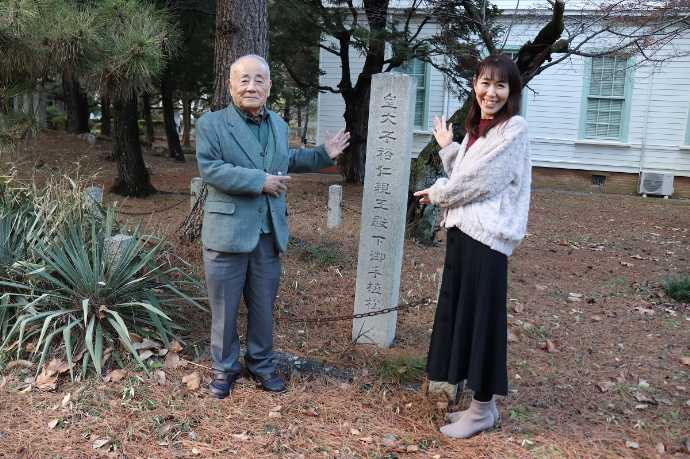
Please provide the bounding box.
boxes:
[464,54,523,137]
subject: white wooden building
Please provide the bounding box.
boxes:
[316,1,690,197]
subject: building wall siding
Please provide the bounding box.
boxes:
[316,12,690,187]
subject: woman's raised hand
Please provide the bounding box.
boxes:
[432,116,453,149]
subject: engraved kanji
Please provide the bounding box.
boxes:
[374,182,391,195]
[376,148,394,161]
[382,93,398,109]
[371,215,389,229]
[376,165,392,176]
[369,250,386,262]
[380,112,397,125]
[365,297,380,310]
[374,197,389,210]
[378,130,396,143]
[366,281,383,295]
[368,266,384,279]
[371,235,386,247]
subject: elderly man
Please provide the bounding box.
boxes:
[196,54,349,398]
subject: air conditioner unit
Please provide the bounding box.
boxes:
[638,171,674,197]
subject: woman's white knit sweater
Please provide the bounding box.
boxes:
[427,115,531,256]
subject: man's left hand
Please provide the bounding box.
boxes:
[324,128,351,159]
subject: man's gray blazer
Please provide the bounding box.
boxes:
[196,106,334,254]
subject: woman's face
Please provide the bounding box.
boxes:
[473,71,510,119]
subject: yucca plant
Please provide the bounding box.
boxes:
[0,175,43,341]
[1,206,206,379]
[0,172,96,278]
[0,206,38,275]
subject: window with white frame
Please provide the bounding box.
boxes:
[581,55,632,141]
[400,57,429,130]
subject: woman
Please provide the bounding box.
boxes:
[414,54,531,439]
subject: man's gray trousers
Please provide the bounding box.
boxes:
[203,234,280,376]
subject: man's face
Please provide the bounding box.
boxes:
[228,58,271,115]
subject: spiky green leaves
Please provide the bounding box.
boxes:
[0,177,205,379]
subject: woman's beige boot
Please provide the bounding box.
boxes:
[440,398,498,439]
[446,397,499,424]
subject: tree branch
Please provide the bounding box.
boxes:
[281,60,340,94]
[461,0,496,54]
[319,43,341,56]
[346,0,358,28]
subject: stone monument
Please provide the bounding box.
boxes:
[352,73,415,347]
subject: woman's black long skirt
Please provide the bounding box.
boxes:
[426,227,509,396]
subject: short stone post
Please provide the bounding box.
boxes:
[104,234,135,266]
[327,184,342,229]
[435,267,444,303]
[36,91,47,129]
[190,177,203,209]
[84,186,103,205]
[22,93,32,115]
[352,73,416,347]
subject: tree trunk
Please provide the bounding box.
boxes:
[110,95,156,197]
[302,105,309,145]
[283,103,291,123]
[336,0,389,183]
[212,0,268,110]
[142,92,155,146]
[182,94,192,147]
[406,98,471,243]
[407,0,565,244]
[339,87,372,183]
[62,74,90,134]
[100,97,111,137]
[180,0,269,242]
[161,66,185,161]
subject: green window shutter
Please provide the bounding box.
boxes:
[580,55,633,142]
[401,57,429,129]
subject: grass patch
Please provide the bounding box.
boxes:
[525,324,550,340]
[509,405,532,422]
[289,237,346,267]
[664,274,690,302]
[377,355,426,385]
[152,415,199,442]
[302,244,342,266]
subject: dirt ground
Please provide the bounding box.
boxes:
[1,130,689,458]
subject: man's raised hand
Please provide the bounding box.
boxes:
[324,128,351,159]
[262,174,291,197]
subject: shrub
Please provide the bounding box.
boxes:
[46,105,67,131]
[0,176,206,378]
[665,275,690,303]
[377,355,426,385]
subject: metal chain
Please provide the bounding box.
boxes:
[288,202,361,217]
[274,297,431,324]
[116,196,188,216]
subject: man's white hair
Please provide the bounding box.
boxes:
[229,54,270,79]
